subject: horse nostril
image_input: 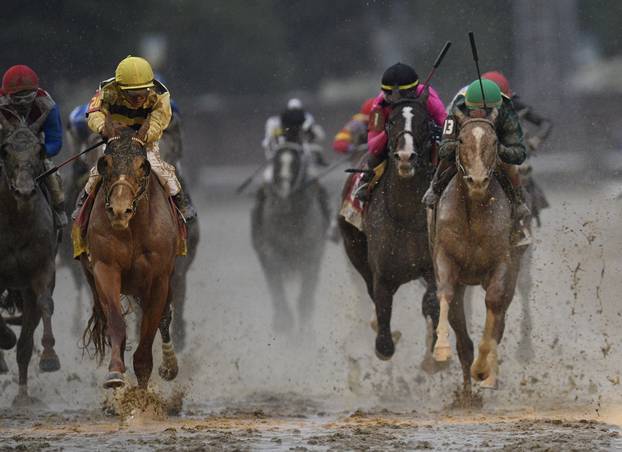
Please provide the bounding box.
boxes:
[408,153,415,161]
[124,208,133,215]
[466,175,474,183]
[482,176,490,184]
[393,152,400,160]
[105,205,113,214]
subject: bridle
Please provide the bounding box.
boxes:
[455,117,497,181]
[103,138,150,214]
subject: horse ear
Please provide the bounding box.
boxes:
[97,155,112,176]
[453,107,467,125]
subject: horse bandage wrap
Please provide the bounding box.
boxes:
[85,141,181,196]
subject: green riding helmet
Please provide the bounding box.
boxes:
[465,79,502,109]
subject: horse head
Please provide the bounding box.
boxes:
[0,111,46,203]
[97,130,150,230]
[270,142,305,199]
[454,108,499,201]
[385,91,432,178]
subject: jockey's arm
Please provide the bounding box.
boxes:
[438,110,459,161]
[144,92,172,143]
[498,107,527,165]
[512,97,552,151]
[43,104,63,157]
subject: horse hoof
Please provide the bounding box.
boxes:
[375,335,395,361]
[432,345,452,362]
[12,394,44,408]
[158,364,179,381]
[0,327,16,350]
[479,376,498,390]
[39,352,60,373]
[103,372,125,389]
[421,355,449,375]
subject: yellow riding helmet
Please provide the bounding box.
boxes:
[115,56,155,90]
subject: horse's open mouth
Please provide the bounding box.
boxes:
[110,218,131,230]
[397,163,415,178]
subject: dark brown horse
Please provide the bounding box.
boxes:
[0,113,60,403]
[339,94,440,365]
[429,109,524,399]
[81,131,179,389]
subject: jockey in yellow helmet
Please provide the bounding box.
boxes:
[74,56,196,221]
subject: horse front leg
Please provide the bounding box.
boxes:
[372,276,398,360]
[158,298,178,381]
[93,263,125,388]
[421,272,443,373]
[447,285,474,403]
[297,258,321,327]
[134,277,170,388]
[433,249,459,362]
[471,263,515,390]
[15,292,41,401]
[32,269,61,372]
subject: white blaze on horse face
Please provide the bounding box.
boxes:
[401,106,415,155]
[470,126,487,177]
[278,152,294,196]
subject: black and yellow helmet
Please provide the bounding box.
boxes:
[381,62,419,92]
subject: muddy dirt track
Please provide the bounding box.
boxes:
[3,162,622,450]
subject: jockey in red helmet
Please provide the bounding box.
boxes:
[332,97,375,154]
[0,65,66,227]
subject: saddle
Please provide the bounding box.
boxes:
[339,160,386,231]
[71,183,187,259]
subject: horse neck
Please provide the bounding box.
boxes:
[381,162,429,221]
[0,172,45,227]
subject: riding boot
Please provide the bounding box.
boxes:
[172,189,197,223]
[72,189,88,221]
[422,158,457,208]
[354,154,384,203]
[44,172,68,228]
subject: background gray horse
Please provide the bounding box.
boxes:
[251,142,329,332]
[0,114,60,404]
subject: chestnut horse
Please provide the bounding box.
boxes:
[81,131,179,388]
[429,108,524,399]
[339,94,440,365]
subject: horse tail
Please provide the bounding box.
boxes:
[81,296,107,364]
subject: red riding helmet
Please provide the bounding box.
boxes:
[2,65,39,95]
[482,71,512,98]
[360,97,375,116]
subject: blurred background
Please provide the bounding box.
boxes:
[3,0,622,417]
[2,0,620,183]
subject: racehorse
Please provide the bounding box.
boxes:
[338,93,440,365]
[0,112,61,402]
[429,108,525,400]
[81,130,180,388]
[251,124,328,332]
[62,127,198,350]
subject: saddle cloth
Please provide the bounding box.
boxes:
[339,160,386,231]
[71,187,187,259]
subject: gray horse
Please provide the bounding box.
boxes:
[251,142,328,332]
[0,112,60,403]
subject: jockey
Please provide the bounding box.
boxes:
[354,62,447,200]
[423,79,529,245]
[74,56,196,222]
[0,65,67,228]
[332,97,375,154]
[482,71,552,153]
[262,98,326,171]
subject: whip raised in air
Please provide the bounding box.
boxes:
[468,31,487,109]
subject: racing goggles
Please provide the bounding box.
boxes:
[381,81,419,103]
[10,90,37,105]
[122,88,149,102]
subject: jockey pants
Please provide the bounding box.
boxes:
[84,141,182,196]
